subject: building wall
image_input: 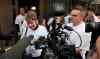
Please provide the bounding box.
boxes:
[96,0,100,4]
[0,0,13,32]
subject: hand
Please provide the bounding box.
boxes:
[75,48,81,54]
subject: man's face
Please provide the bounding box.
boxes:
[27,10,32,17]
[20,8,25,14]
[70,9,82,25]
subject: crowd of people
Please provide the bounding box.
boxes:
[14,5,100,59]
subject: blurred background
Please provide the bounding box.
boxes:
[0,0,100,33]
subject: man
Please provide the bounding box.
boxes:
[68,8,91,59]
[15,7,26,35]
[47,14,83,59]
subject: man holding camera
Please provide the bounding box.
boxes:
[67,8,92,59]
[47,13,85,59]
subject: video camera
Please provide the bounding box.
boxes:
[33,36,48,49]
[47,18,76,59]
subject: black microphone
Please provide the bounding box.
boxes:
[63,25,73,31]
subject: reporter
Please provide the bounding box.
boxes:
[68,8,92,59]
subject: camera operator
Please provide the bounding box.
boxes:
[48,13,83,59]
[67,8,92,59]
[21,11,48,59]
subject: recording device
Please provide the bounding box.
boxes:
[34,36,48,49]
[47,16,76,59]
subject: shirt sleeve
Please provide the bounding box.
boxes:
[15,16,19,24]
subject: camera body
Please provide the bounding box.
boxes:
[34,36,48,49]
[48,19,76,58]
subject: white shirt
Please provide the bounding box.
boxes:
[67,22,91,59]
[15,14,26,35]
[93,15,100,22]
[25,25,48,57]
[20,20,28,39]
[63,29,81,48]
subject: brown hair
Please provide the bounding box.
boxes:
[87,7,96,13]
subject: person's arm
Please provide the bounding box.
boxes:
[96,36,100,59]
[15,16,19,25]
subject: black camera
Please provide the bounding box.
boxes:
[34,36,48,49]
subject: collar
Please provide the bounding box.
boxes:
[32,25,39,30]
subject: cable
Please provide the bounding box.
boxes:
[73,30,82,48]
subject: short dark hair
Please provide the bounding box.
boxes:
[71,5,84,11]
[87,7,95,13]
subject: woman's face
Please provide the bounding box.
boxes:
[20,8,25,15]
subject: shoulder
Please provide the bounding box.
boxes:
[16,15,22,18]
[16,15,23,20]
[37,25,48,33]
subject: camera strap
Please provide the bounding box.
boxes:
[24,27,28,36]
